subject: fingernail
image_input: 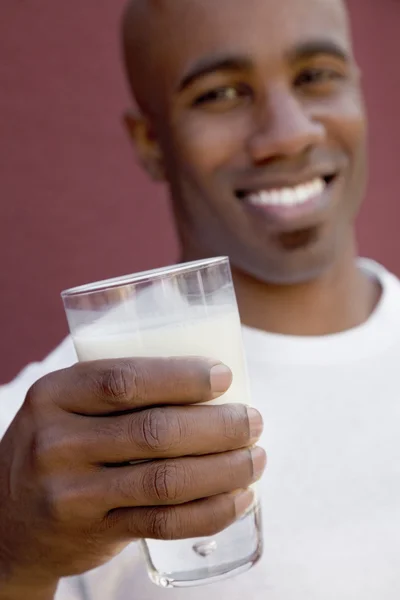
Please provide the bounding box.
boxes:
[247,407,263,442]
[210,364,232,396]
[233,489,254,518]
[251,446,267,482]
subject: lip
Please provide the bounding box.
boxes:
[237,173,339,227]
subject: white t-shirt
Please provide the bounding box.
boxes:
[2,258,400,599]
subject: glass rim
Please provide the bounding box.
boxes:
[61,256,229,298]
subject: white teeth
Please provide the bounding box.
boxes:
[246,177,326,208]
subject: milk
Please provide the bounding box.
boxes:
[73,309,251,405]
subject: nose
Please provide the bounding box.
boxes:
[247,86,325,164]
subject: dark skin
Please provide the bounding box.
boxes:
[123,0,380,336]
[0,0,380,598]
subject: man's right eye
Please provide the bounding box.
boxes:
[192,84,252,108]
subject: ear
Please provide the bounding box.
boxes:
[123,111,166,182]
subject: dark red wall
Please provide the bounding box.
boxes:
[1,1,399,382]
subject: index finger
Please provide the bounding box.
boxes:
[36,358,232,415]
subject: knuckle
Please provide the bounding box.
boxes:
[25,375,51,411]
[26,369,68,411]
[139,408,181,453]
[146,507,177,540]
[43,479,87,525]
[102,365,129,401]
[217,404,246,442]
[144,460,186,503]
[31,428,75,472]
[30,430,52,471]
[25,380,40,408]
[42,480,69,523]
[99,362,145,404]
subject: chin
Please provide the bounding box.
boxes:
[251,262,332,286]
[235,228,346,286]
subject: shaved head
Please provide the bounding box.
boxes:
[121,0,167,115]
[121,0,149,111]
[121,0,351,116]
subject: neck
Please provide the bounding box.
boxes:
[181,241,380,337]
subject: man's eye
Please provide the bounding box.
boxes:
[193,85,251,107]
[295,68,343,87]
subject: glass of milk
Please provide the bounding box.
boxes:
[61,257,262,588]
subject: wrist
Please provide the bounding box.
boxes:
[0,577,58,600]
[0,555,59,600]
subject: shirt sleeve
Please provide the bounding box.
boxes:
[0,336,77,438]
[55,577,87,600]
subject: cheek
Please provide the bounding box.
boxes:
[335,108,367,193]
[338,111,367,166]
[314,89,367,160]
[172,114,249,175]
[324,101,367,219]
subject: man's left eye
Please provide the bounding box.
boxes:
[295,68,343,87]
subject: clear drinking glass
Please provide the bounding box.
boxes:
[61,257,263,588]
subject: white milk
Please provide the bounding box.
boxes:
[73,309,251,405]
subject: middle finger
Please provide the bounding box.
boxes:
[79,403,262,464]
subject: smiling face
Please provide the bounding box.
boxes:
[123,0,367,284]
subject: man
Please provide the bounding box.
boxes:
[1,0,400,598]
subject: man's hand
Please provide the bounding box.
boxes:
[0,357,265,593]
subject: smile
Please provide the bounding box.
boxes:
[240,176,337,208]
[236,173,338,225]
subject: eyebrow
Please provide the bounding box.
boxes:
[287,39,350,64]
[177,39,349,93]
[177,55,253,92]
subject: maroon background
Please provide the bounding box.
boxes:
[1,1,399,383]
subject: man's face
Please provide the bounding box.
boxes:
[129,0,367,284]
